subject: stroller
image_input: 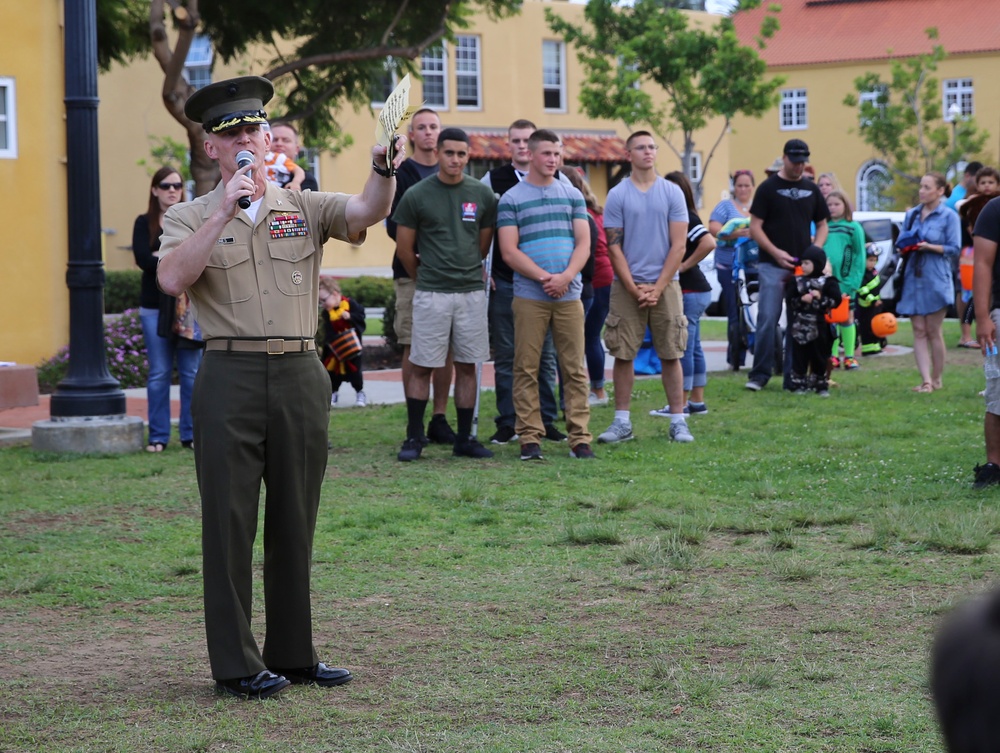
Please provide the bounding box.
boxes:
[732,238,760,357]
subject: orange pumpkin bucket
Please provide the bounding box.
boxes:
[960,248,975,291]
[825,294,850,324]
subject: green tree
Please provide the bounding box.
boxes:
[98,0,522,195]
[844,28,990,208]
[546,0,781,198]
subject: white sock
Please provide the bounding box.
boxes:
[615,410,630,423]
[670,414,685,424]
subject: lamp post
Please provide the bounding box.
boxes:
[948,102,963,172]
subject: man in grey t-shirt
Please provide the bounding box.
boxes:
[598,130,692,445]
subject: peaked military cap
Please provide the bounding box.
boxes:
[184,76,274,134]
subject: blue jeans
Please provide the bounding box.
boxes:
[715,257,745,368]
[681,291,712,392]
[585,284,611,389]
[748,263,790,387]
[489,278,558,428]
[140,307,202,444]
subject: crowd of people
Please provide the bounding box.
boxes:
[132,75,1000,698]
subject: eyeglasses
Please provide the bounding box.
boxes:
[158,182,184,191]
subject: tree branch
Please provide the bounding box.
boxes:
[381,0,415,47]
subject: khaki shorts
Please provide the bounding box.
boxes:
[604,279,688,361]
[987,309,1000,416]
[410,289,489,368]
[393,278,415,345]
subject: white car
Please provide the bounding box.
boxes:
[854,210,906,308]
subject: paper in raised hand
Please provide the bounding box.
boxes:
[376,74,421,167]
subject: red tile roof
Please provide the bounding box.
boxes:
[733,0,1000,68]
[467,132,628,163]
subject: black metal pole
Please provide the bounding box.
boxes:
[50,0,126,418]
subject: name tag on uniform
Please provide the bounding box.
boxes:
[462,202,477,222]
[269,214,310,239]
[217,237,235,245]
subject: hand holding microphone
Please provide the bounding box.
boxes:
[236,150,254,209]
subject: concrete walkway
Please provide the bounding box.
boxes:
[0,337,910,447]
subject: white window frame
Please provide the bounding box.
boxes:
[543,40,567,113]
[370,58,398,108]
[780,88,808,131]
[943,78,974,120]
[420,45,448,110]
[859,84,887,127]
[855,159,894,212]
[686,151,703,185]
[455,35,482,111]
[0,77,17,159]
[183,34,214,91]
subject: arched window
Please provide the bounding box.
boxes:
[856,160,894,211]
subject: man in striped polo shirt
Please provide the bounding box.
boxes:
[497,129,594,461]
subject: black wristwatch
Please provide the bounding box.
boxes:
[372,160,394,178]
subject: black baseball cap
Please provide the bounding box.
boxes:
[783,139,810,164]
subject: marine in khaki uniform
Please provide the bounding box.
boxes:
[158,76,404,700]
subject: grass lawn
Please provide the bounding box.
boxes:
[0,319,994,752]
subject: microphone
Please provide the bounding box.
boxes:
[236,150,254,209]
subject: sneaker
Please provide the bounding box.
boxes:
[843,358,860,370]
[829,356,841,370]
[684,402,709,415]
[745,380,764,392]
[570,443,595,459]
[817,390,831,398]
[544,424,568,442]
[597,418,634,444]
[973,462,1000,489]
[454,436,494,459]
[669,420,694,443]
[520,442,544,461]
[427,414,457,445]
[490,425,518,445]
[648,405,672,418]
[397,437,423,462]
[331,392,339,406]
[588,392,609,407]
[355,391,367,408]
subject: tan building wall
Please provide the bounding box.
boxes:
[97,0,732,276]
[0,3,69,365]
[729,54,1000,209]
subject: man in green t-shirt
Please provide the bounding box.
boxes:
[393,127,498,462]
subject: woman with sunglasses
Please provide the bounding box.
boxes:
[132,167,203,451]
[709,169,756,369]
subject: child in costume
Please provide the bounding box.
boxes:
[857,246,890,354]
[264,149,305,189]
[784,245,842,395]
[823,191,866,370]
[319,277,367,407]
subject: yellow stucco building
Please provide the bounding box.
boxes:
[0,4,69,366]
[731,0,1000,210]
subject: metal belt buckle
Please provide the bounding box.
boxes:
[266,338,284,355]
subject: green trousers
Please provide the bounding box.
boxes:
[191,350,331,680]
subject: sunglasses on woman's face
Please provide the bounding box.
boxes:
[158,182,184,191]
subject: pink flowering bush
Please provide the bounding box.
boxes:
[36,309,149,393]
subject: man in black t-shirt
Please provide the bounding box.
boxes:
[972,196,1000,488]
[746,139,830,390]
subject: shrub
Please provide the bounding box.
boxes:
[382,290,401,351]
[340,275,394,308]
[36,309,149,394]
[105,270,143,314]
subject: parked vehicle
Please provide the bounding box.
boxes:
[854,211,905,311]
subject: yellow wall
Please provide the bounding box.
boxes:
[97,0,731,276]
[0,3,69,365]
[729,53,1000,208]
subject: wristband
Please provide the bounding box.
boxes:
[372,160,394,178]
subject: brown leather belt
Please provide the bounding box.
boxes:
[205,338,316,355]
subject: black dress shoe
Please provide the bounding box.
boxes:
[215,669,290,700]
[268,661,353,687]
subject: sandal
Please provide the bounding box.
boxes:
[912,383,934,394]
[959,340,980,349]
[145,442,165,453]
